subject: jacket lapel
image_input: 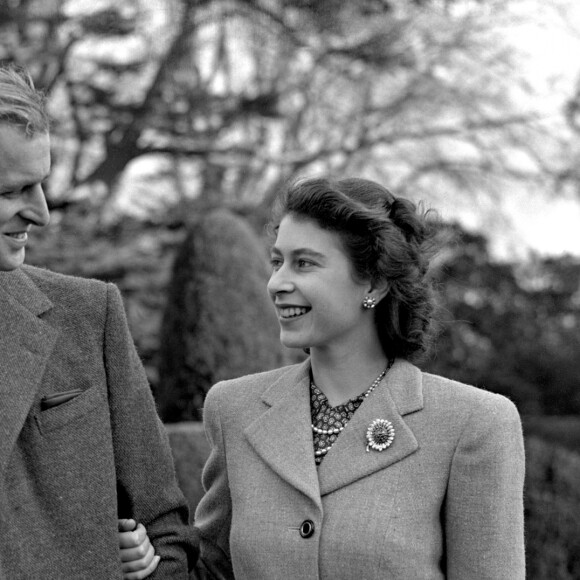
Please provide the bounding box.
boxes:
[244,359,322,510]
[317,359,423,496]
[0,268,58,474]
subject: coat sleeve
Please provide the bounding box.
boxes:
[193,383,235,580]
[103,283,198,578]
[445,392,525,580]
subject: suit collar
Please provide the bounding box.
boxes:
[244,358,423,502]
[0,266,53,315]
[0,266,58,475]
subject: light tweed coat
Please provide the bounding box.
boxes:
[0,265,195,579]
[194,358,525,580]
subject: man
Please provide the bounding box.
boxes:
[0,64,197,578]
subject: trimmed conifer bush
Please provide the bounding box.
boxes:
[156,208,286,422]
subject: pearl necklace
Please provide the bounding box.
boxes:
[310,362,392,464]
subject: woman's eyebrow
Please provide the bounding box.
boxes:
[271,247,326,260]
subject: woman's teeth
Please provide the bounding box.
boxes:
[280,307,309,318]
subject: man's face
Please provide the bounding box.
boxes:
[0,124,50,271]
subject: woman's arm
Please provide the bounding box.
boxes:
[193,384,236,580]
[445,393,525,580]
[118,519,160,580]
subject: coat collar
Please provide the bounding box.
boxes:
[0,267,58,475]
[244,360,322,509]
[317,359,422,495]
[0,266,53,315]
[244,358,423,504]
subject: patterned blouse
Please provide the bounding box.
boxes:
[310,381,368,465]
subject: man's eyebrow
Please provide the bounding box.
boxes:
[3,171,51,191]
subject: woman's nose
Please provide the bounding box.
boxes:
[267,265,294,296]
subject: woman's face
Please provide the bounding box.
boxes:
[267,214,373,353]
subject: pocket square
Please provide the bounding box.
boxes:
[40,389,84,410]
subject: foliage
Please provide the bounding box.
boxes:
[425,224,580,415]
[166,422,209,525]
[525,436,580,579]
[156,208,286,422]
[523,416,580,454]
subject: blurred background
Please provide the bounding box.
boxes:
[2,0,579,577]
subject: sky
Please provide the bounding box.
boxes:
[492,0,580,258]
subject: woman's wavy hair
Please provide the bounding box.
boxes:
[0,63,49,136]
[269,176,441,362]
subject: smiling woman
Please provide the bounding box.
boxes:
[189,176,526,580]
[268,215,374,359]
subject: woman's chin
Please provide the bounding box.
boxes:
[279,333,308,350]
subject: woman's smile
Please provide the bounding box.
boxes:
[277,305,311,320]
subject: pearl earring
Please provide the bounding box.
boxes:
[362,296,377,310]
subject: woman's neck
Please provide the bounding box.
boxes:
[310,345,390,407]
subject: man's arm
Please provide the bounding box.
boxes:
[104,283,198,578]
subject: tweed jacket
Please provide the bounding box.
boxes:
[0,265,195,579]
[194,358,525,580]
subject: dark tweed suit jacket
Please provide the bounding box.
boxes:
[0,265,196,579]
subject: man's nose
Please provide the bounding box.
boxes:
[22,184,50,227]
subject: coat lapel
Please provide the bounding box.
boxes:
[317,359,423,496]
[244,359,322,510]
[0,268,58,474]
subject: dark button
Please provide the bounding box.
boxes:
[299,519,315,538]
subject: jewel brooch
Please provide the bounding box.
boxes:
[366,418,395,452]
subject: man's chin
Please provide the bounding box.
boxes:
[0,250,25,271]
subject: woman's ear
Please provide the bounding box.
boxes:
[367,280,390,304]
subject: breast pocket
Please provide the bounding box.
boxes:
[35,385,105,435]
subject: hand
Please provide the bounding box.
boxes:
[118,518,160,580]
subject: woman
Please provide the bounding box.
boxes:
[192,177,525,579]
[131,176,526,579]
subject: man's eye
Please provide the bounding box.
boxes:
[297,259,312,268]
[270,258,282,270]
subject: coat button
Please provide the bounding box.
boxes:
[299,519,315,538]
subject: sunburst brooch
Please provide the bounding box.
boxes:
[365,418,395,452]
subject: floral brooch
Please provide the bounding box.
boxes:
[366,418,395,452]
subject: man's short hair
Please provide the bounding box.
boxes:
[0,63,50,135]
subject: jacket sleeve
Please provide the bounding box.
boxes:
[103,283,198,578]
[445,392,525,580]
[193,383,235,580]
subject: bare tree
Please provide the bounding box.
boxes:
[1,0,570,221]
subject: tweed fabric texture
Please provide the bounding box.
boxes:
[0,265,196,579]
[194,359,525,580]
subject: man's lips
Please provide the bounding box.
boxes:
[3,232,28,240]
[2,231,29,247]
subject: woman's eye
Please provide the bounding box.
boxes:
[270,258,282,270]
[297,259,312,268]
